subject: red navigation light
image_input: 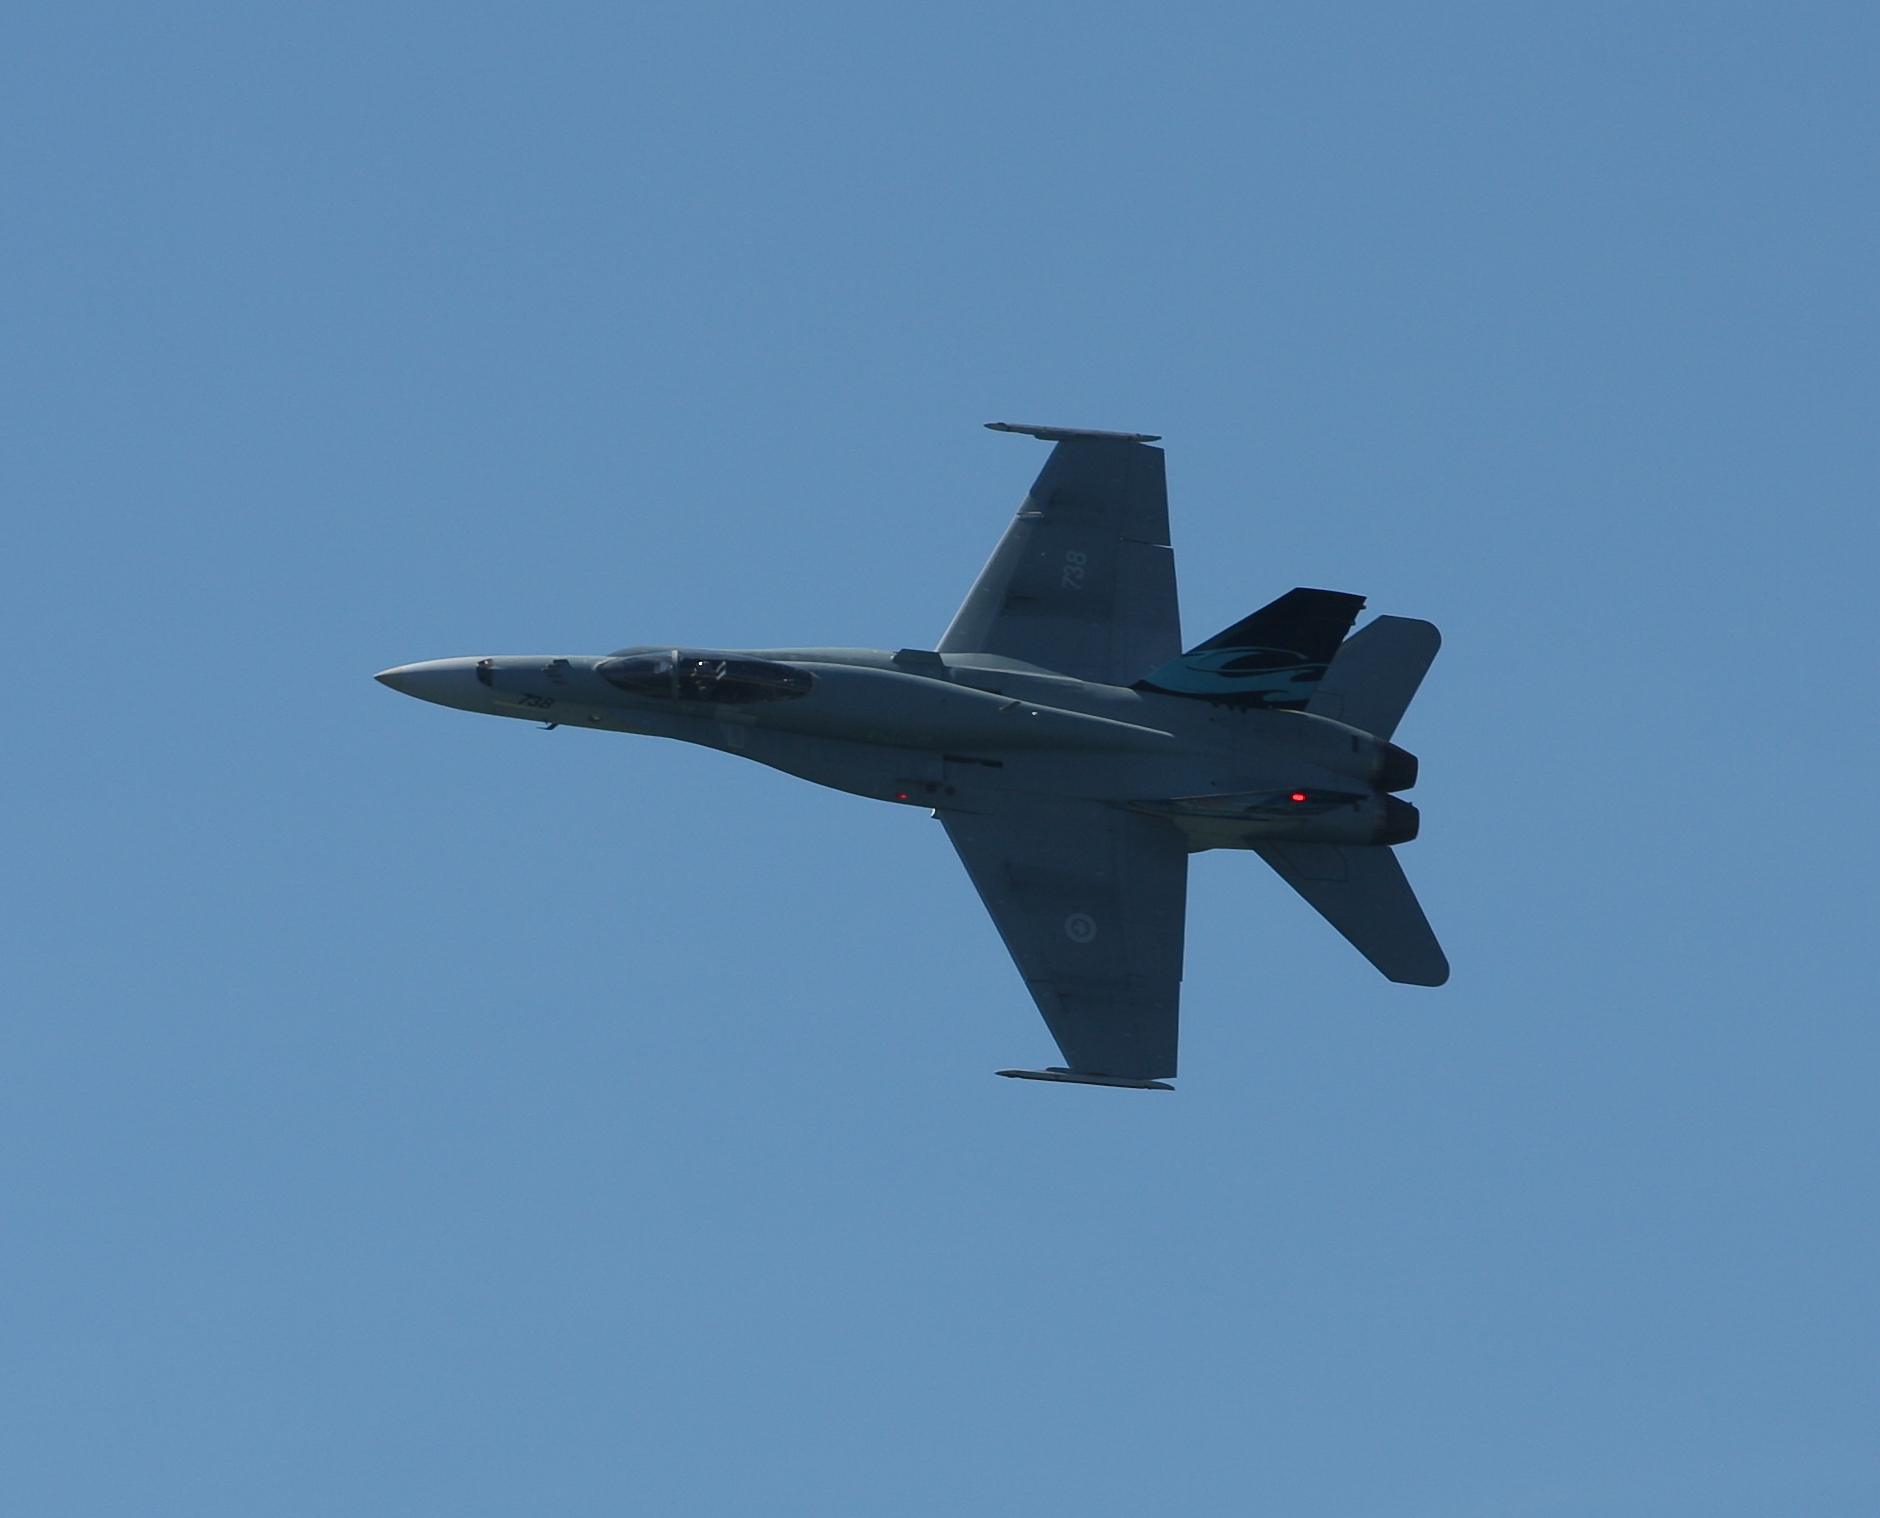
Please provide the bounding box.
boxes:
[893,791,909,801]
[1290,792,1307,802]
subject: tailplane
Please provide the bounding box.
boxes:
[1256,843,1449,985]
[1304,616,1441,740]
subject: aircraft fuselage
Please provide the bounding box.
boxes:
[376,647,1419,851]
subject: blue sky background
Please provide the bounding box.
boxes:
[1,4,1875,1514]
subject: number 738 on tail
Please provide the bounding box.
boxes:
[377,424,1447,1091]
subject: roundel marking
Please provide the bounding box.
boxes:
[1063,913,1097,944]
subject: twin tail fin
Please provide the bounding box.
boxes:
[1134,588,1365,711]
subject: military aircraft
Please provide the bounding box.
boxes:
[377,423,1446,1090]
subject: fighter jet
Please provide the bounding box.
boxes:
[377,423,1446,1090]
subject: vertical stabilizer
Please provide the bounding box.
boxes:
[1135,588,1365,710]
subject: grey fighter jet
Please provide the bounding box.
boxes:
[377,424,1447,1090]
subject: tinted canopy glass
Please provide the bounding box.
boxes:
[594,654,675,698]
[597,653,815,705]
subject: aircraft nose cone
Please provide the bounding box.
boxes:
[374,658,485,710]
[375,664,429,696]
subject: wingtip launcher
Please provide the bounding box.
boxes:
[996,1067,1175,1091]
[985,421,1162,443]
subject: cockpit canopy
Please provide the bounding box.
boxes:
[596,652,816,705]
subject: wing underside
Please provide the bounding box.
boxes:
[938,430,1181,686]
[941,799,1188,1081]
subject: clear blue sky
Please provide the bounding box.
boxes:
[1,4,1875,1514]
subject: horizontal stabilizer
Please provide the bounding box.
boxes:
[1255,843,1449,986]
[1305,616,1441,739]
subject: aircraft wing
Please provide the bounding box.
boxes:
[938,425,1182,686]
[941,798,1188,1082]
